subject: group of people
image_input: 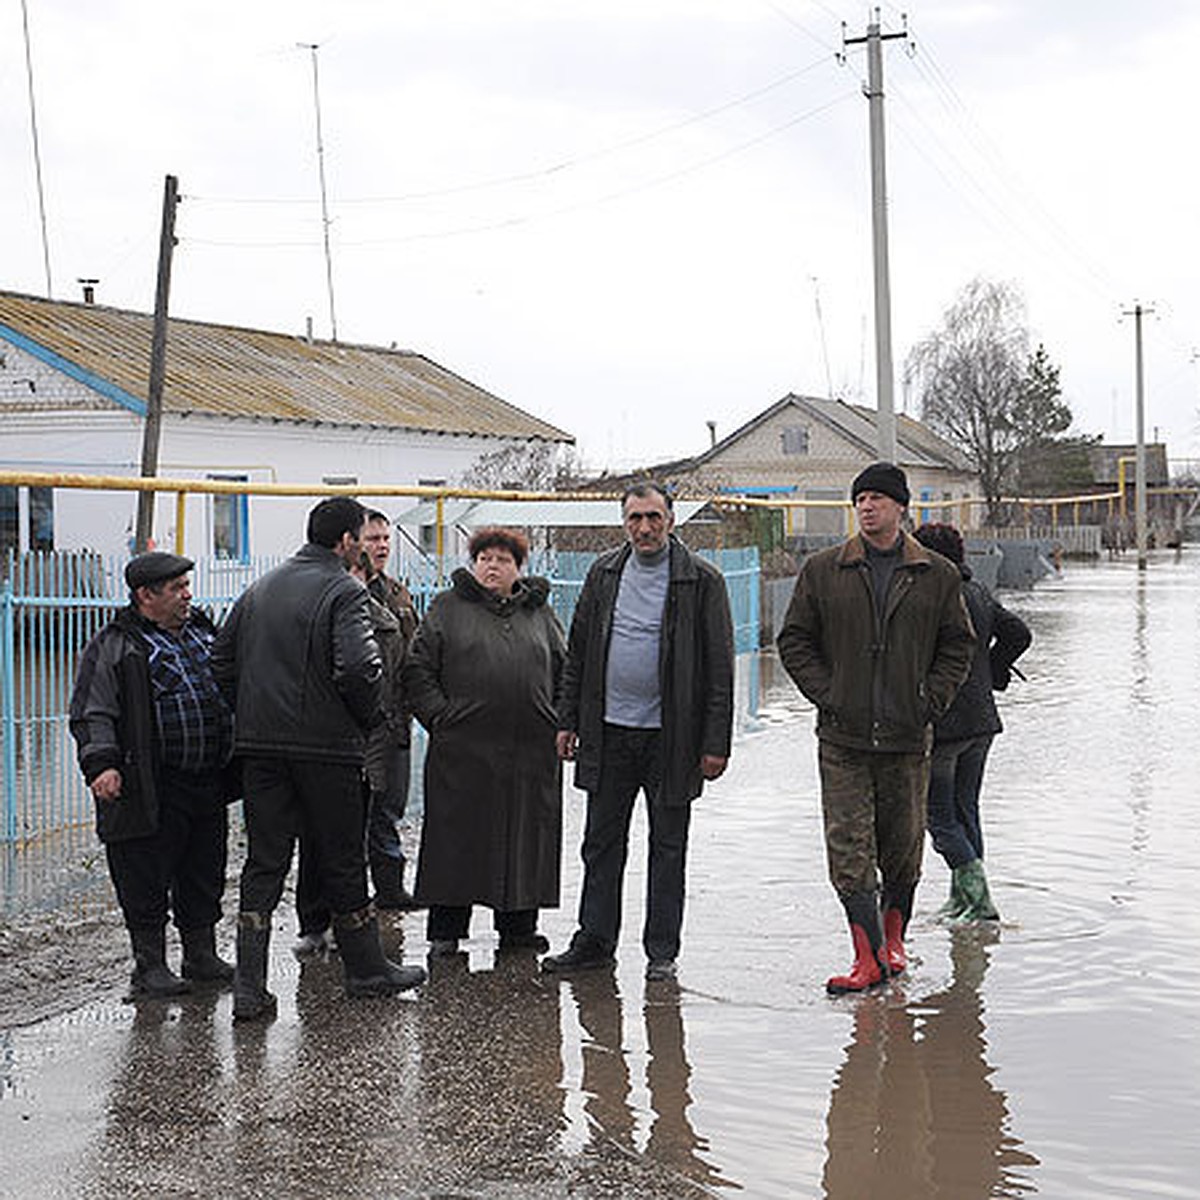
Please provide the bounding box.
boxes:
[69,482,735,1017]
[69,463,1027,1016]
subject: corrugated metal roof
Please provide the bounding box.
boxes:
[0,289,572,442]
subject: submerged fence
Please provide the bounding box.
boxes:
[1,545,760,846]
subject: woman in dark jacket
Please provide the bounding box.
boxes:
[403,527,566,955]
[915,524,1032,921]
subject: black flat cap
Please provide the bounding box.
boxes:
[125,551,194,590]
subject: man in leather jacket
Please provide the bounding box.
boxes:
[70,551,236,999]
[213,497,425,1020]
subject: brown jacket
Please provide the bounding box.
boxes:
[777,532,975,753]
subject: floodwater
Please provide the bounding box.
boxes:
[2,551,1200,1198]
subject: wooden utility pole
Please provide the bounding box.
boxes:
[134,174,179,553]
[1122,301,1154,570]
[844,11,907,463]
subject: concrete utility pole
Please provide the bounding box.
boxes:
[135,174,179,554]
[844,11,907,463]
[1123,302,1154,570]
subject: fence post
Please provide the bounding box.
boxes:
[2,556,17,843]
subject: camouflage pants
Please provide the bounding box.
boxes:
[818,740,930,898]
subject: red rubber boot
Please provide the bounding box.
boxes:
[826,891,887,995]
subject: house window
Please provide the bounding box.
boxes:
[0,486,17,554]
[209,475,249,561]
[28,487,54,551]
[781,426,810,455]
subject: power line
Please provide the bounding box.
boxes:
[184,55,835,210]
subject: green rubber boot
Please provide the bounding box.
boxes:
[936,871,968,921]
[953,859,1000,922]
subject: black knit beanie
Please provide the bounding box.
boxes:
[850,461,910,506]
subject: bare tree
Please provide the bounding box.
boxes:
[907,278,1073,524]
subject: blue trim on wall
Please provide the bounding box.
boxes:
[0,323,147,415]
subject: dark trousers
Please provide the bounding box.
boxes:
[818,740,929,898]
[238,756,369,919]
[927,734,993,869]
[106,765,228,933]
[427,905,538,941]
[578,724,691,963]
[366,743,411,864]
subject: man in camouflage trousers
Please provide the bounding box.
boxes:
[777,462,975,994]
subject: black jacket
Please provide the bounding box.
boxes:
[558,537,735,806]
[212,543,382,764]
[933,567,1032,744]
[403,569,566,910]
[69,607,230,843]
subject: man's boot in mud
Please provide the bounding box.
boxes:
[127,925,192,999]
[180,925,235,984]
[233,911,277,1022]
[335,904,427,998]
[370,855,421,912]
[881,882,916,977]
[952,859,1000,922]
[826,891,887,996]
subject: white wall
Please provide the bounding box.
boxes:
[1,406,550,572]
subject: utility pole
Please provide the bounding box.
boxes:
[20,0,52,296]
[844,11,907,463]
[135,174,179,554]
[1122,302,1154,570]
[300,42,338,343]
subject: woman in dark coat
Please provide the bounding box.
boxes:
[403,527,566,954]
[914,524,1032,921]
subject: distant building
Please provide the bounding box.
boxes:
[584,393,982,534]
[0,289,572,572]
[1085,443,1170,488]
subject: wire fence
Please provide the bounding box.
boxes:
[1,545,760,846]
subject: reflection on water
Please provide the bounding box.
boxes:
[823,928,1037,1199]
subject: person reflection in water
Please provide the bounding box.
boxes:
[822,928,1039,1198]
[568,975,732,1190]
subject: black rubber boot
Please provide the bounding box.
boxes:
[180,925,235,984]
[127,926,191,999]
[335,905,426,997]
[370,856,421,911]
[232,912,277,1023]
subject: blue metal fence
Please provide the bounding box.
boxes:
[1,545,759,845]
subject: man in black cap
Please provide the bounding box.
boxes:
[70,551,237,999]
[777,462,975,994]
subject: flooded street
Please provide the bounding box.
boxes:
[3,552,1200,1198]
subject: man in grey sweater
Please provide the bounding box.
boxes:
[544,483,735,981]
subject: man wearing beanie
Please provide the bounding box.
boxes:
[70,551,238,999]
[777,461,975,994]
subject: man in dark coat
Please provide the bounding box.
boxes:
[543,482,735,981]
[69,551,236,998]
[212,497,425,1020]
[777,463,975,994]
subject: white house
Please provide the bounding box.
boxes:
[0,289,573,576]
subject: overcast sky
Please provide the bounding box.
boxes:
[2,0,1197,473]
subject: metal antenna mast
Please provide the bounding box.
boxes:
[300,42,338,342]
[20,0,53,297]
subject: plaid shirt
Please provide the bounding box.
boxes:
[138,617,233,772]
